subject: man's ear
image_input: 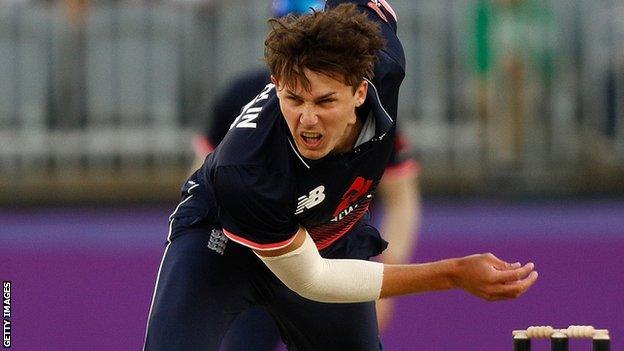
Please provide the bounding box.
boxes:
[355,80,368,107]
[271,75,280,90]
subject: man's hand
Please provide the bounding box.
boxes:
[380,253,538,301]
[451,253,538,301]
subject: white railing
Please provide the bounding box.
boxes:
[0,0,622,201]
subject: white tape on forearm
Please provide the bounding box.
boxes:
[256,231,384,303]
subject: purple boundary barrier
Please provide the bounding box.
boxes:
[0,200,622,350]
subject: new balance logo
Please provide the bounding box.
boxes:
[295,185,326,215]
[207,229,228,255]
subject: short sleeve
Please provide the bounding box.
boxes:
[214,165,299,250]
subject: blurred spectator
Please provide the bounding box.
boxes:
[62,0,89,27]
[50,0,90,130]
[604,3,624,141]
[472,0,555,168]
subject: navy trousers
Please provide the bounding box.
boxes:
[143,219,382,351]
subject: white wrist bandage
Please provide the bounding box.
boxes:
[255,231,384,303]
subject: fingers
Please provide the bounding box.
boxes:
[485,253,521,271]
[493,262,535,283]
[459,253,539,301]
[480,260,538,301]
[496,270,539,298]
[484,253,510,270]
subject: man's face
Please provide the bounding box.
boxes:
[273,69,368,160]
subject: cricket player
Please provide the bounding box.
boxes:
[144,1,538,350]
[193,2,420,348]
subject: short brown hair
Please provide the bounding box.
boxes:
[264,3,385,92]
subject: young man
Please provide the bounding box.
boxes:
[144,2,538,350]
[193,0,419,342]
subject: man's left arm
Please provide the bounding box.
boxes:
[375,170,420,329]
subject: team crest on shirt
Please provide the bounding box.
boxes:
[207,229,228,255]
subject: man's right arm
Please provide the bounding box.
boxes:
[254,227,538,303]
[380,253,537,301]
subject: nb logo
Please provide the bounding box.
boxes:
[295,185,325,215]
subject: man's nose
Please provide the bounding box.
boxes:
[299,105,318,126]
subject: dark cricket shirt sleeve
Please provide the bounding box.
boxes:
[213,165,300,250]
[206,70,271,146]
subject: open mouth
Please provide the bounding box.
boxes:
[300,132,323,148]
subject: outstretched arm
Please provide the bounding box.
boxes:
[381,252,537,301]
[254,228,538,303]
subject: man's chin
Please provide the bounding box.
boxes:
[300,150,327,160]
[297,145,328,160]
[293,137,332,160]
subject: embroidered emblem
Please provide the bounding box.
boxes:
[207,228,228,255]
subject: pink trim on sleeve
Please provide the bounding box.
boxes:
[222,229,298,251]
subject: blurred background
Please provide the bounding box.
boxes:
[0,0,623,350]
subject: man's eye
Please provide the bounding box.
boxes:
[318,99,334,104]
[287,96,301,103]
